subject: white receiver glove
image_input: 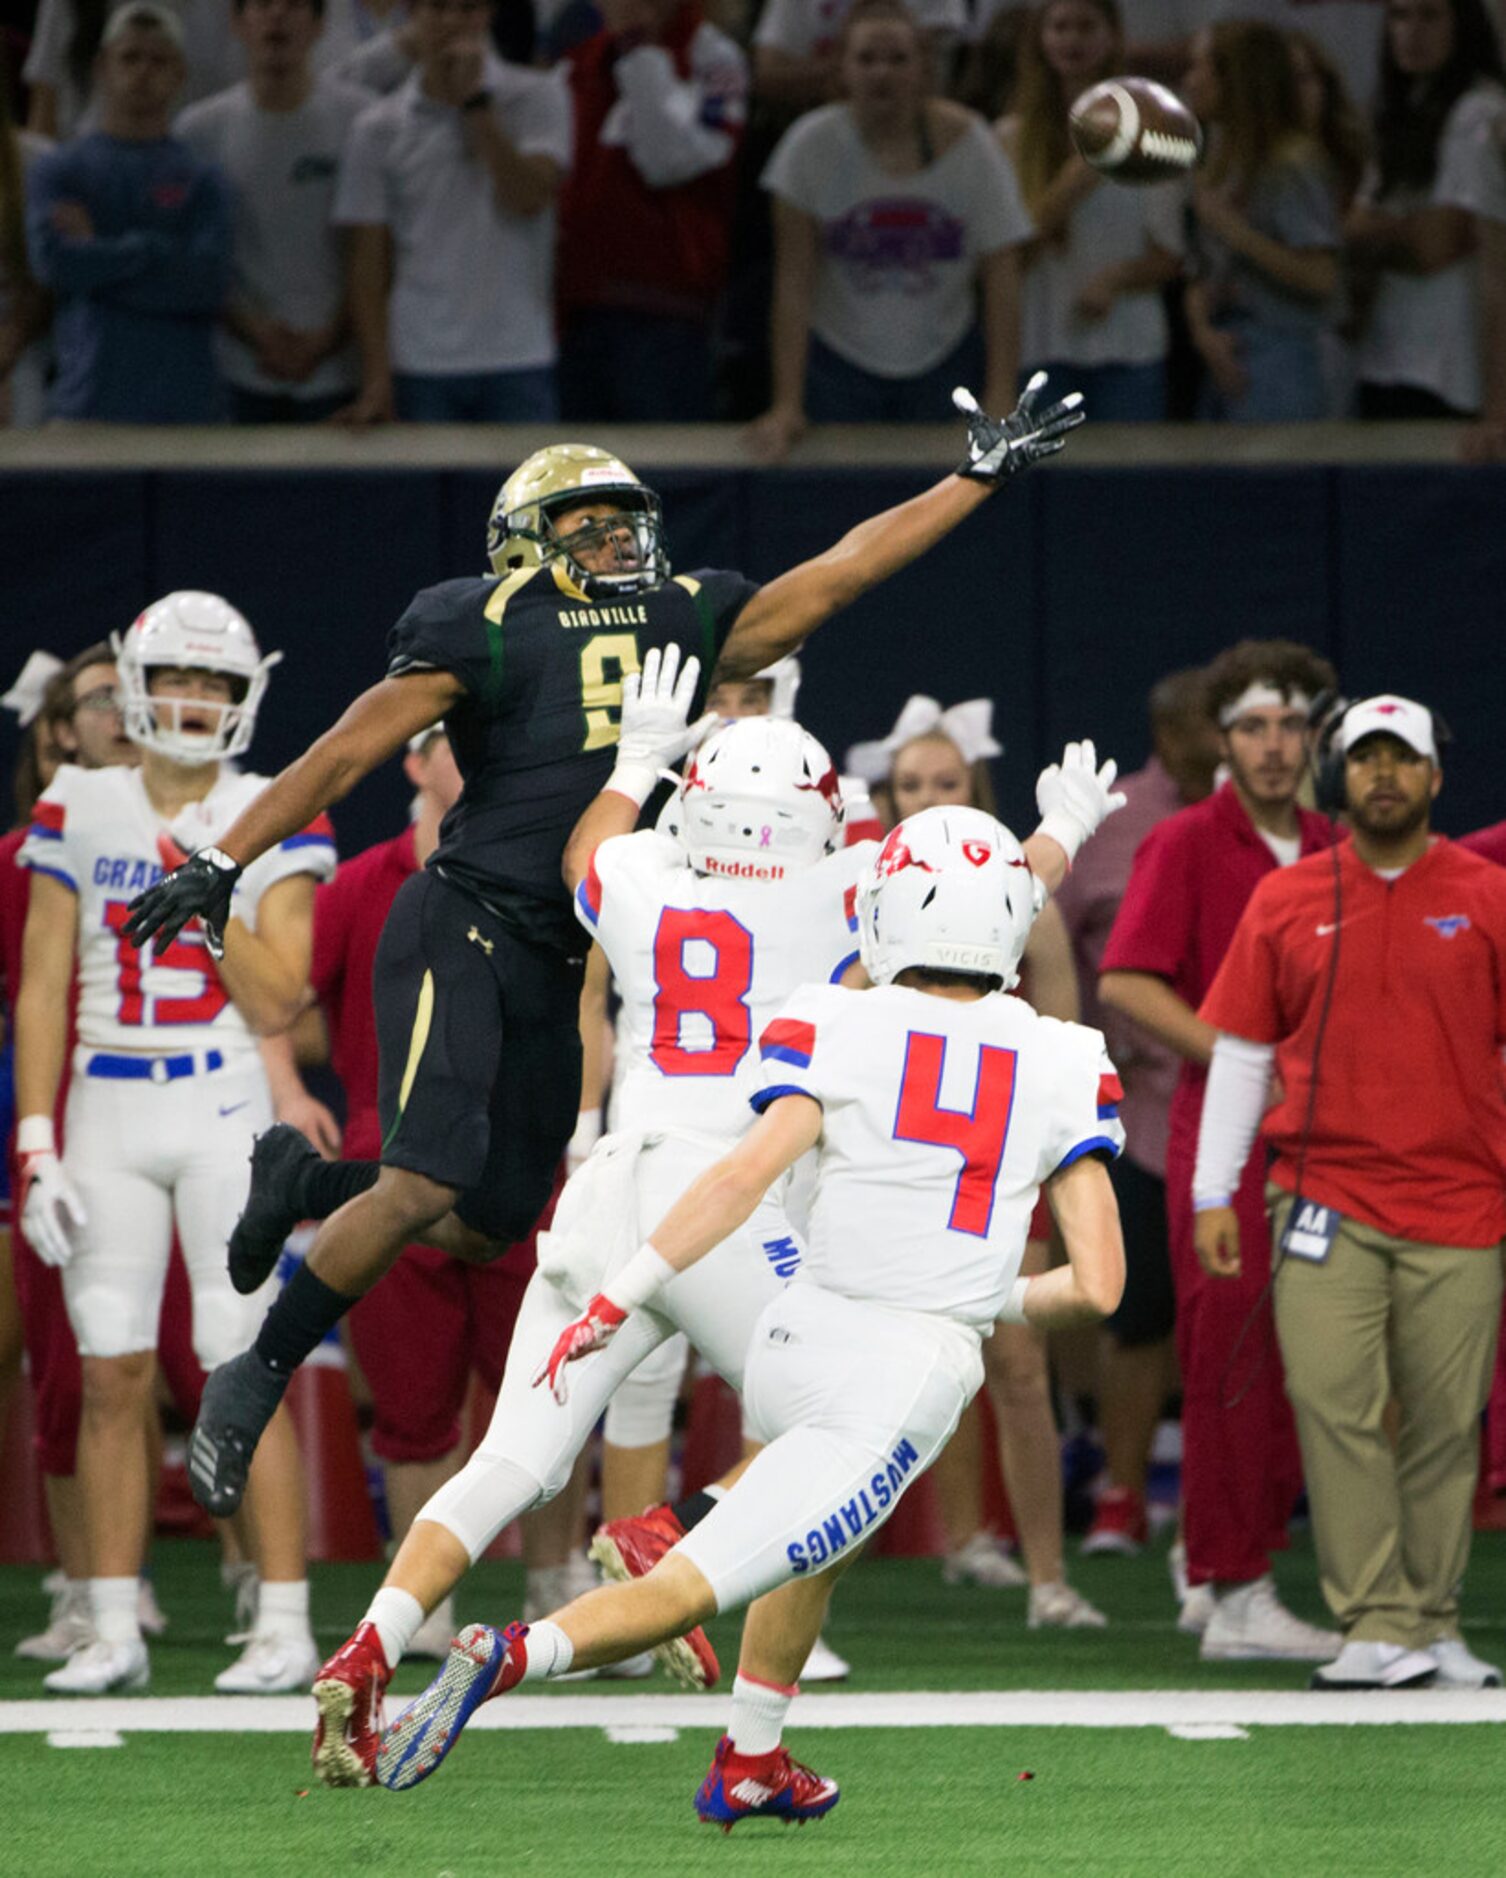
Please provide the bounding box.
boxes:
[17,1116,88,1269]
[1034,739,1127,865]
[606,643,716,809]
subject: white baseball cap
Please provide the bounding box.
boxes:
[102,3,185,48]
[1338,695,1437,761]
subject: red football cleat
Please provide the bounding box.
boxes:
[695,1735,840,1832]
[1081,1484,1148,1557]
[312,1620,392,1788]
[589,1505,720,1691]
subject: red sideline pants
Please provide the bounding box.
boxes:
[1165,1102,1303,1588]
[345,1167,560,1466]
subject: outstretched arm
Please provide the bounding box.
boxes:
[124,668,461,955]
[717,376,1084,677]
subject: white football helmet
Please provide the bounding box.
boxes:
[857,805,1038,990]
[678,717,843,879]
[113,591,281,765]
[759,655,801,720]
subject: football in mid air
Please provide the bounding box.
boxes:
[1068,78,1202,182]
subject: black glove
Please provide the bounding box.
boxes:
[954,375,1086,483]
[122,846,242,960]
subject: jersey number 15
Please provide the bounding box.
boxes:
[105,899,228,1026]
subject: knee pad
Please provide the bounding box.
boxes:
[420,1452,547,1564]
[191,1288,264,1370]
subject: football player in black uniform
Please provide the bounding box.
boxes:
[123,380,1083,1518]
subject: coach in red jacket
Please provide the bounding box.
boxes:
[556,0,748,420]
[1194,696,1506,1691]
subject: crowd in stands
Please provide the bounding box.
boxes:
[0,0,1503,441]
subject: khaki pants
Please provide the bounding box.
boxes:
[1271,1188,1503,1649]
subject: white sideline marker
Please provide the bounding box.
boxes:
[605,1724,681,1744]
[10,1689,1506,1738]
[1168,1724,1249,1741]
[47,1729,125,1749]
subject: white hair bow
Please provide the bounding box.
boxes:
[2,651,65,728]
[844,694,1003,784]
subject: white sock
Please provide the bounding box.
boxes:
[729,1671,796,1757]
[705,1484,728,1502]
[519,1619,575,1682]
[91,1576,142,1647]
[256,1578,311,1638]
[366,1587,425,1668]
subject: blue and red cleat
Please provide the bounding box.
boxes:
[375,1621,529,1792]
[694,1735,840,1832]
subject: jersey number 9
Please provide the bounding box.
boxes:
[579,634,642,752]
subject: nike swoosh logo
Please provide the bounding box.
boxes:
[1315,923,1341,936]
[219,1101,249,1117]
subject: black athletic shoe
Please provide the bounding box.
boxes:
[188,1349,289,1518]
[228,1124,319,1295]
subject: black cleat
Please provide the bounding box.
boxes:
[188,1349,289,1518]
[228,1124,319,1295]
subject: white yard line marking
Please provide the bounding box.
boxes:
[1167,1724,1249,1741]
[6,1688,1506,1735]
[47,1729,124,1748]
[604,1724,680,1744]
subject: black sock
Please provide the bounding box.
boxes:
[299,1157,380,1220]
[255,1262,358,1376]
[671,1490,720,1533]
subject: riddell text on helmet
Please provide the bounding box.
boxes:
[703,855,787,880]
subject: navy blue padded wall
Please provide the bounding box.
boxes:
[150,470,447,846]
[1037,467,1336,773]
[0,472,150,646]
[1332,466,1506,836]
[743,469,1041,824]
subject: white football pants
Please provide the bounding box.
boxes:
[419,1134,799,1561]
[61,1052,276,1364]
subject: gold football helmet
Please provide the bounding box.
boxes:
[486,444,668,595]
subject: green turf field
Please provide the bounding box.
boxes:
[5,1534,1506,1876]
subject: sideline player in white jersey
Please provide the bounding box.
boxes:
[374,800,1128,1818]
[14,592,336,1694]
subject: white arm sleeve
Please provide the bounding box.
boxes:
[612,43,744,189]
[1192,1034,1275,1209]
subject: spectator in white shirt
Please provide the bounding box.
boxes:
[24,0,383,139]
[1348,0,1506,419]
[752,0,966,111]
[999,0,1182,419]
[331,1,419,92]
[749,0,1029,458]
[332,0,571,424]
[176,0,371,422]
